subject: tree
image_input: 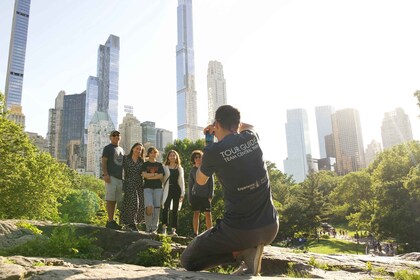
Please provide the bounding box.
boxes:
[414,90,420,118]
[329,170,374,229]
[0,117,72,220]
[369,141,420,250]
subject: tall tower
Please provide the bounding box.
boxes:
[176,0,198,140]
[4,0,31,126]
[331,108,366,176]
[381,107,413,150]
[118,112,142,154]
[283,108,314,183]
[207,61,227,123]
[315,105,335,159]
[97,34,120,129]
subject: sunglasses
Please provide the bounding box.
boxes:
[195,155,202,159]
[111,134,120,137]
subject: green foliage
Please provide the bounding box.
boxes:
[16,221,43,235]
[0,224,102,259]
[394,269,420,280]
[135,235,177,267]
[59,189,102,223]
[414,89,420,119]
[208,265,236,274]
[0,91,6,117]
[0,117,75,221]
[306,238,359,254]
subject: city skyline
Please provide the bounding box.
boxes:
[2,0,420,171]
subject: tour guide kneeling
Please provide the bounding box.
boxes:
[180,105,279,276]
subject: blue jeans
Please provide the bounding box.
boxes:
[143,188,162,232]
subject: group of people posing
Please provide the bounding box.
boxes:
[102,131,213,236]
[102,105,279,276]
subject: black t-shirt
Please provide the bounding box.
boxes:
[102,143,124,179]
[200,129,278,229]
[141,161,164,189]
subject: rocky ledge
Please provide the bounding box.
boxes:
[0,220,419,279]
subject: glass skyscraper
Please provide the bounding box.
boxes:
[97,35,120,129]
[4,0,31,109]
[207,60,227,124]
[176,0,198,140]
[283,108,313,183]
[315,105,335,159]
[331,108,366,175]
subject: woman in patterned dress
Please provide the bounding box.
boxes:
[121,142,145,231]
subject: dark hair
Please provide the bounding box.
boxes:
[190,150,203,165]
[164,150,182,166]
[128,142,144,160]
[146,146,158,157]
[215,105,240,132]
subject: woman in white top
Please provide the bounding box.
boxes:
[161,150,185,235]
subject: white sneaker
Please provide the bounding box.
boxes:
[236,244,264,276]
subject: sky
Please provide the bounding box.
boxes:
[1,0,420,171]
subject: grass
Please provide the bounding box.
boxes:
[305,238,361,254]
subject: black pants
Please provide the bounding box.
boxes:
[162,184,181,228]
[181,219,279,271]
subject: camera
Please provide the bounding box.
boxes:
[205,130,214,146]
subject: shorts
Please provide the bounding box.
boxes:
[105,176,123,202]
[191,196,211,212]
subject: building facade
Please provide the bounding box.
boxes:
[156,128,173,152]
[97,35,120,129]
[141,121,157,149]
[60,92,86,163]
[365,139,382,166]
[176,0,198,141]
[315,105,335,159]
[119,112,142,153]
[4,0,31,114]
[331,108,366,176]
[47,90,65,159]
[283,108,314,183]
[86,111,115,177]
[207,60,227,123]
[381,107,413,150]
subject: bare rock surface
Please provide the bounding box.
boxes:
[0,220,419,279]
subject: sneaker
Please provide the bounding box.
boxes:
[106,220,122,230]
[231,262,247,276]
[128,224,138,232]
[170,228,178,236]
[236,244,264,276]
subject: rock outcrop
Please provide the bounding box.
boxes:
[0,220,419,280]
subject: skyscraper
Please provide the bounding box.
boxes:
[315,105,335,159]
[60,92,86,163]
[207,60,227,123]
[47,90,65,160]
[4,0,31,111]
[283,108,314,183]
[176,0,198,141]
[331,108,366,176]
[97,34,120,129]
[118,112,142,153]
[381,107,413,150]
[365,140,382,166]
